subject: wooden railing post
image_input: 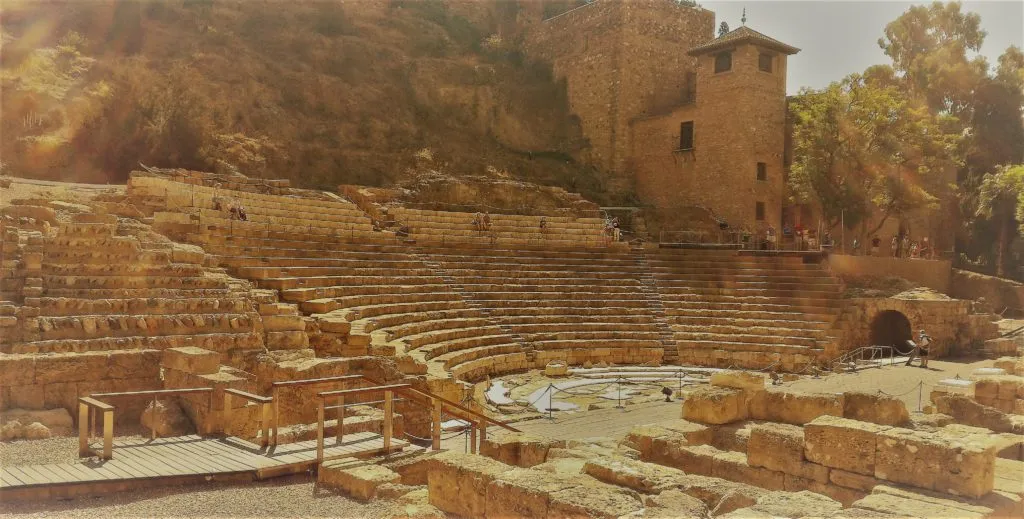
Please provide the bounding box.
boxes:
[152,395,158,440]
[102,410,114,460]
[260,402,270,448]
[272,386,279,447]
[223,391,232,437]
[479,421,487,448]
[336,396,344,442]
[383,390,393,453]
[78,402,89,458]
[316,399,325,464]
[469,424,477,454]
[431,398,442,451]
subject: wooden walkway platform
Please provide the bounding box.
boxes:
[0,432,405,501]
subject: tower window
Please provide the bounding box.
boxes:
[714,51,732,73]
[679,121,694,150]
[759,53,773,73]
[756,202,766,221]
[757,162,767,181]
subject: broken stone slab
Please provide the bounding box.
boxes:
[874,424,997,498]
[583,456,686,494]
[639,489,709,518]
[319,461,401,501]
[710,370,768,391]
[621,419,712,460]
[479,431,565,468]
[485,467,643,519]
[852,485,997,518]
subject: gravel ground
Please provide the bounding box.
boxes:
[0,436,83,467]
[0,475,390,518]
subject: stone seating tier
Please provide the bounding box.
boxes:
[301,292,464,316]
[33,297,250,317]
[5,331,262,355]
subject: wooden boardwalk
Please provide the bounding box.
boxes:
[0,432,405,500]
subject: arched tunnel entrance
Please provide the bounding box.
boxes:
[869,310,913,350]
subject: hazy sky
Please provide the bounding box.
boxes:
[701,1,1024,94]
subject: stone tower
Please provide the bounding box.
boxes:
[524,0,716,190]
[629,25,799,228]
[683,26,799,227]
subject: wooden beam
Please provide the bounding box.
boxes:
[271,375,363,388]
[336,396,344,442]
[316,400,325,464]
[318,383,411,398]
[78,402,89,458]
[223,392,232,437]
[383,391,393,453]
[224,388,272,404]
[260,402,270,448]
[431,398,442,451]
[272,386,279,448]
[102,410,114,460]
[469,425,477,454]
[395,386,518,432]
[78,396,115,411]
[91,388,212,398]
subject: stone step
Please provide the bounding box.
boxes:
[367,309,490,333]
[342,300,469,322]
[263,274,444,292]
[671,315,832,330]
[281,280,449,303]
[655,276,839,287]
[502,321,662,334]
[41,275,226,290]
[486,307,657,318]
[420,334,521,360]
[418,248,636,261]
[224,255,424,268]
[659,286,841,299]
[301,292,465,315]
[35,312,255,340]
[465,290,649,302]
[530,338,664,350]
[236,262,428,278]
[42,263,206,278]
[676,339,822,354]
[468,297,653,309]
[523,330,667,342]
[449,352,530,382]
[663,294,839,309]
[672,324,826,341]
[432,343,525,369]
[5,331,263,354]
[675,330,822,348]
[58,223,117,237]
[43,249,172,265]
[403,325,508,349]
[41,287,236,299]
[454,276,642,287]
[664,306,837,320]
[45,236,140,251]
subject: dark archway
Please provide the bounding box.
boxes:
[869,310,912,349]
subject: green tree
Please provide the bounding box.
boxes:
[789,74,959,238]
[977,165,1024,276]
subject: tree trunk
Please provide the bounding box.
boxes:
[996,216,1009,278]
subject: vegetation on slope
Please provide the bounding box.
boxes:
[1,0,625,203]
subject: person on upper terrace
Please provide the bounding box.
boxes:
[871,236,881,256]
[482,211,491,231]
[612,217,621,242]
[472,212,483,232]
[539,216,547,232]
[237,206,247,222]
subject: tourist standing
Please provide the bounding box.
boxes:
[917,330,931,368]
[871,236,881,256]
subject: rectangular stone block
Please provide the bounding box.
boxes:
[426,452,508,518]
[486,468,580,518]
[682,386,748,425]
[318,462,400,501]
[747,422,805,475]
[830,468,879,492]
[804,415,889,476]
[547,480,644,519]
[874,426,996,498]
[710,370,767,391]
[33,353,108,384]
[0,355,35,386]
[161,346,220,375]
[749,387,843,425]
[266,331,309,350]
[479,432,565,468]
[711,450,785,491]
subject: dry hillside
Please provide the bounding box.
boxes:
[0,0,628,203]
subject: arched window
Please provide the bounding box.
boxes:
[714,51,732,73]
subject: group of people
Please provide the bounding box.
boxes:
[212,195,247,221]
[759,225,831,251]
[864,234,932,258]
[603,217,621,243]
[472,211,491,232]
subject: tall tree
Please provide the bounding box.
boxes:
[977,165,1024,276]
[789,74,960,238]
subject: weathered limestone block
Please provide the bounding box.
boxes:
[746,422,825,482]
[0,355,36,387]
[830,468,880,492]
[711,450,786,491]
[547,479,645,519]
[486,467,642,519]
[140,399,194,437]
[263,315,306,332]
[33,352,108,384]
[426,452,508,518]
[161,346,220,375]
[319,462,401,501]
[583,456,686,494]
[1,420,23,440]
[932,392,1016,433]
[853,485,996,518]
[673,474,766,515]
[479,432,565,468]
[843,391,910,426]
[639,489,708,518]
[804,415,889,476]
[668,444,719,475]
[621,419,711,462]
[710,370,767,391]
[682,386,748,425]
[749,387,843,425]
[170,243,206,264]
[874,425,996,498]
[748,490,844,518]
[782,473,866,507]
[266,331,309,350]
[22,421,51,439]
[108,349,160,379]
[1,408,73,433]
[381,487,446,519]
